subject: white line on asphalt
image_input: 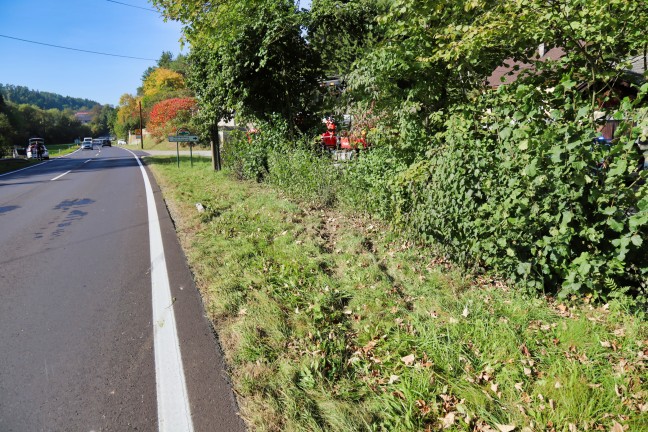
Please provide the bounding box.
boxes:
[123,148,194,432]
[50,170,71,181]
[0,148,81,178]
[84,159,92,164]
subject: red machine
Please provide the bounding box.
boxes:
[320,117,369,152]
[321,119,338,148]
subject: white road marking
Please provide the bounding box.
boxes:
[0,148,80,178]
[84,159,92,164]
[50,170,71,181]
[123,148,194,432]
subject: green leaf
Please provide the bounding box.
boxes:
[607,218,624,233]
[630,235,643,247]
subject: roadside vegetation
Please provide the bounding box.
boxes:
[141,0,647,430]
[0,88,115,159]
[0,143,78,174]
[149,156,646,431]
[0,158,40,175]
[149,0,648,301]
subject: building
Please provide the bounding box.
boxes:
[74,111,93,124]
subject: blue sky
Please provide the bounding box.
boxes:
[0,0,184,106]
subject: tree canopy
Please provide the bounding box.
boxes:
[0,84,100,111]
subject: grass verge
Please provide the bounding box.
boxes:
[0,144,78,175]
[0,158,38,174]
[123,138,209,152]
[148,156,647,432]
[48,143,78,157]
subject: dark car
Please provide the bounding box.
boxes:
[101,139,112,147]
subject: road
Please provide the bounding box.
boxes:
[0,147,245,432]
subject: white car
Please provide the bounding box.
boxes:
[26,138,49,160]
[81,141,93,150]
[118,139,127,145]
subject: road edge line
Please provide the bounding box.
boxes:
[0,148,81,178]
[124,148,195,432]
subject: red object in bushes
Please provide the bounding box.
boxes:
[321,131,338,148]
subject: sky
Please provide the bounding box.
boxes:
[0,0,185,106]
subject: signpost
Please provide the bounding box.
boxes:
[168,128,199,167]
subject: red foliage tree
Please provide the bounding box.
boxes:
[147,97,196,142]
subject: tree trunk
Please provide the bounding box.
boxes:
[210,122,221,171]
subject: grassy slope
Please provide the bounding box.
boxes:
[148,156,647,432]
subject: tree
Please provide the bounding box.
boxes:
[142,68,185,99]
[115,94,141,138]
[0,84,99,111]
[147,97,196,142]
[153,0,321,130]
[307,0,383,76]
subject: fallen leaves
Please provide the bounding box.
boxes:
[401,354,416,366]
[440,411,455,428]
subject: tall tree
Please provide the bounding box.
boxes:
[153,0,321,129]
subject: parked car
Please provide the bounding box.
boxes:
[118,139,127,145]
[13,145,27,158]
[26,138,49,160]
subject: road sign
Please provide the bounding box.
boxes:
[168,135,199,142]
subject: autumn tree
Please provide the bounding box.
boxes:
[147,97,196,142]
[114,93,141,139]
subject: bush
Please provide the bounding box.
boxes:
[268,145,339,208]
[397,82,648,299]
[338,146,409,219]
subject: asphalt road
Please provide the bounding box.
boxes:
[0,147,245,432]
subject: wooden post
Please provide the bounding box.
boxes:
[139,101,144,150]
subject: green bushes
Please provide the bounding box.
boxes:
[268,148,339,208]
[338,146,409,219]
[396,83,647,299]
[221,84,647,300]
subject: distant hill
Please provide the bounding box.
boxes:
[0,84,101,111]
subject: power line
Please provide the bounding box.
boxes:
[0,34,157,61]
[105,0,158,13]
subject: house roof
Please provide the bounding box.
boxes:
[487,48,647,89]
[74,111,93,122]
[486,46,565,88]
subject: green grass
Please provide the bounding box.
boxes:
[0,158,37,174]
[47,143,78,157]
[148,156,648,432]
[0,144,78,174]
[122,138,209,151]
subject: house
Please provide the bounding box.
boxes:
[486,46,647,140]
[74,111,93,124]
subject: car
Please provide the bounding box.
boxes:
[92,139,102,147]
[101,139,112,147]
[118,139,127,145]
[12,145,27,158]
[26,138,49,160]
[83,137,93,143]
[81,141,93,150]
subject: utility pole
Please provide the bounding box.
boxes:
[139,101,144,150]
